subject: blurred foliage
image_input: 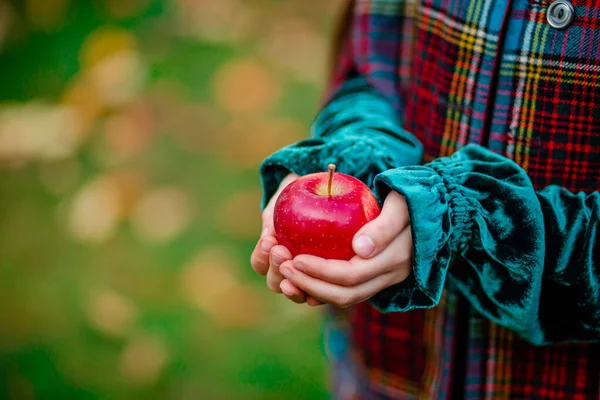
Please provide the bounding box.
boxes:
[0,0,342,398]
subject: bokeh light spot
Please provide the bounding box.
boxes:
[67,175,122,244]
[176,0,257,43]
[212,58,281,113]
[89,50,148,107]
[66,171,145,243]
[119,333,169,386]
[80,27,138,69]
[86,289,138,338]
[0,102,84,165]
[179,247,266,328]
[102,100,155,162]
[130,187,192,244]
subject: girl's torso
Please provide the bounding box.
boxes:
[329,0,600,398]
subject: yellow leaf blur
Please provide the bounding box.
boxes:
[102,100,155,162]
[130,187,192,244]
[89,50,148,107]
[179,246,266,328]
[66,175,122,244]
[66,171,145,243]
[86,289,138,338]
[179,246,239,311]
[119,333,169,386]
[61,75,106,134]
[0,102,85,165]
[175,0,257,43]
[80,27,138,69]
[212,58,281,113]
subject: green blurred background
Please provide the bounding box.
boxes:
[0,1,342,398]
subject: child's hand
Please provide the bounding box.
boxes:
[278,191,412,308]
[250,173,322,305]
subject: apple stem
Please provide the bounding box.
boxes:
[327,163,336,196]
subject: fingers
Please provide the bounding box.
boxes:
[250,235,277,275]
[266,262,283,293]
[292,255,375,287]
[251,200,278,276]
[266,246,291,293]
[255,185,411,309]
[270,245,292,275]
[269,247,310,305]
[251,173,299,275]
[294,227,412,286]
[306,296,323,307]
[261,246,308,304]
[280,279,306,303]
[279,263,396,308]
[352,191,409,258]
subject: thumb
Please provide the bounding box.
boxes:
[262,173,298,237]
[352,191,409,258]
[261,203,275,238]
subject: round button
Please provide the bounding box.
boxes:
[547,0,575,30]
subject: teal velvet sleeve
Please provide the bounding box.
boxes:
[259,72,422,208]
[371,144,600,345]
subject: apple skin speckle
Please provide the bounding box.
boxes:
[273,171,381,260]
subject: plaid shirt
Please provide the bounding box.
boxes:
[324,0,600,398]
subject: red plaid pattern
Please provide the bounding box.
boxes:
[327,0,600,398]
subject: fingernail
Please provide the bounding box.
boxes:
[280,266,292,279]
[294,262,305,272]
[260,239,273,253]
[354,235,375,257]
[261,228,269,238]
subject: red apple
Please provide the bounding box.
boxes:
[273,164,381,260]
